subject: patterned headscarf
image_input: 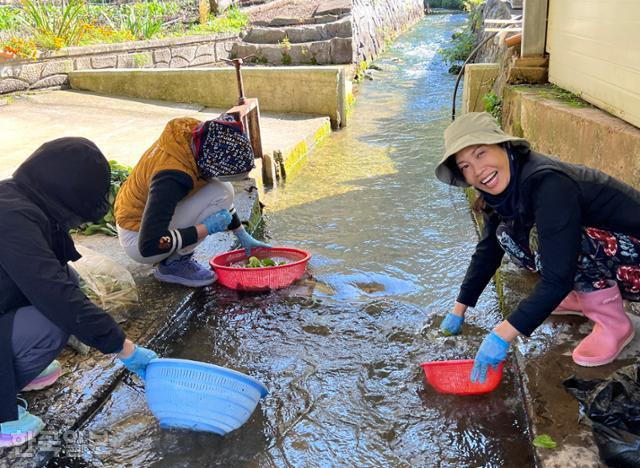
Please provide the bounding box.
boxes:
[192,115,255,180]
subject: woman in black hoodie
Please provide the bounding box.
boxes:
[0,138,156,448]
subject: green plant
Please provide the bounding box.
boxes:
[120,4,163,39]
[188,5,248,34]
[279,36,291,52]
[483,91,502,121]
[353,59,369,82]
[74,160,131,236]
[463,0,484,11]
[76,23,135,46]
[438,28,474,68]
[2,36,38,59]
[0,5,22,31]
[20,0,86,48]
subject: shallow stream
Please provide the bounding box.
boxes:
[65,13,533,467]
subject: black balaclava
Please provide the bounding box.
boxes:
[192,116,255,180]
[478,145,521,219]
[13,137,111,262]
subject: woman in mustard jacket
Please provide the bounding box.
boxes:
[115,115,269,287]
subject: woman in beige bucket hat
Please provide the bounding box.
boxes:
[435,112,640,384]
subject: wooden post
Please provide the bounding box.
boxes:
[521,0,548,57]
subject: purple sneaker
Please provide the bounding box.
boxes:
[0,400,45,448]
[22,360,62,391]
[154,254,216,287]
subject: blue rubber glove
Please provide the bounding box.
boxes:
[471,331,509,384]
[119,345,158,379]
[440,313,464,336]
[202,209,232,235]
[235,228,271,256]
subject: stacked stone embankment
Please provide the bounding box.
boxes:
[234,0,425,65]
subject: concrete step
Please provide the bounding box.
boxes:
[508,66,548,84]
[515,56,549,68]
[234,37,353,65]
[243,16,352,44]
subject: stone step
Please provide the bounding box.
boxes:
[315,0,351,16]
[233,37,353,65]
[243,16,352,44]
[251,13,348,28]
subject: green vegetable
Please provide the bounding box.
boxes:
[532,434,557,449]
[72,160,132,237]
[245,257,286,268]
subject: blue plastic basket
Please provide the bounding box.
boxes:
[145,358,268,435]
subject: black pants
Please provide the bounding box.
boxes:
[12,306,68,391]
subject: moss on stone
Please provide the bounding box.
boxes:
[314,120,331,145]
[345,91,355,118]
[354,59,369,82]
[512,83,591,109]
[283,140,309,179]
[132,52,151,68]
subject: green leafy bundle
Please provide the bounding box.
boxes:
[74,159,131,236]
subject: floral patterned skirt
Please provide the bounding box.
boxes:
[496,224,640,301]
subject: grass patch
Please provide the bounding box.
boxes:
[187,5,247,35]
[538,84,591,108]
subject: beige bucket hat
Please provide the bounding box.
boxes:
[435,112,530,187]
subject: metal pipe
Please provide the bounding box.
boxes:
[233,59,246,105]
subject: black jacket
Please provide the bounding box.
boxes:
[457,149,640,336]
[0,138,125,423]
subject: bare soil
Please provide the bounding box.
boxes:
[245,0,323,24]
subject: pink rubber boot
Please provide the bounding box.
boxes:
[572,282,635,367]
[552,291,582,316]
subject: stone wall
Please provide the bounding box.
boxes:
[473,0,512,64]
[0,33,238,95]
[351,0,424,62]
[501,85,640,191]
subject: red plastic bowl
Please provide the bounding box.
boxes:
[210,247,311,291]
[420,359,504,395]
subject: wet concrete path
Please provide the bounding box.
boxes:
[55,13,534,467]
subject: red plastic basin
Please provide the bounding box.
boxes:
[210,247,311,291]
[420,359,504,395]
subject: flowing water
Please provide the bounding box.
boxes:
[67,13,533,467]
